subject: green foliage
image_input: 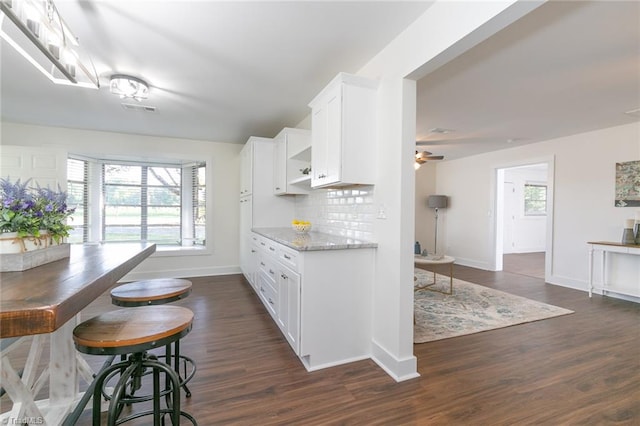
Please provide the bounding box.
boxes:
[0,178,75,243]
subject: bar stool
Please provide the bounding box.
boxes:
[73,305,197,425]
[111,278,195,397]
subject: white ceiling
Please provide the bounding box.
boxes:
[1,1,639,161]
[416,0,640,160]
[0,1,432,143]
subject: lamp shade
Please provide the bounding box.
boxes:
[427,195,448,209]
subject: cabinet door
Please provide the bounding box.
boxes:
[273,135,286,195]
[311,85,341,187]
[239,143,252,196]
[239,196,252,239]
[278,265,300,354]
[248,241,259,289]
[324,88,342,185]
[311,106,328,187]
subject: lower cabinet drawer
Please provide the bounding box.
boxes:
[278,247,298,271]
[257,271,277,317]
[258,255,278,282]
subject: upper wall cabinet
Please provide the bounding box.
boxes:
[240,141,253,196]
[308,72,378,189]
[273,128,312,195]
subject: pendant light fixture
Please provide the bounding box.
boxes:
[0,0,99,88]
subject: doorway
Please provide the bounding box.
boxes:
[494,161,553,280]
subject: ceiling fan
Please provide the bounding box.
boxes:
[415,150,444,165]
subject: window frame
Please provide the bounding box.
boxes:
[523,182,547,216]
[67,155,209,255]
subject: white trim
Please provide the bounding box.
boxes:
[452,256,492,271]
[371,340,420,382]
[490,156,555,277]
[121,266,241,282]
[302,355,371,372]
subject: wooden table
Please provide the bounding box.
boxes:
[0,243,155,425]
[414,255,456,295]
[587,241,640,298]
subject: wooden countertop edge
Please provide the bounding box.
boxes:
[587,241,640,248]
[0,243,156,338]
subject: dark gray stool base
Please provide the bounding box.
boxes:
[72,306,197,426]
[111,279,196,397]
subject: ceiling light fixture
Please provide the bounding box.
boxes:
[0,0,99,88]
[624,107,640,118]
[428,128,455,134]
[110,75,149,101]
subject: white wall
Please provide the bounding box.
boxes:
[433,122,640,297]
[353,0,544,381]
[0,121,243,279]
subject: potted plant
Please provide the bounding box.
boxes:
[0,177,75,255]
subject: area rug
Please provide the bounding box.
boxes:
[414,270,574,343]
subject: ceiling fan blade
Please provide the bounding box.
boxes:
[425,155,444,160]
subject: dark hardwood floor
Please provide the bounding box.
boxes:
[2,267,638,425]
[503,252,545,279]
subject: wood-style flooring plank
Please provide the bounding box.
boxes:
[1,267,638,425]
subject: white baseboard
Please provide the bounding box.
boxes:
[121,266,242,282]
[452,257,492,271]
[370,340,419,382]
[547,274,640,303]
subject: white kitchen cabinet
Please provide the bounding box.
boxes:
[308,72,378,188]
[251,230,375,371]
[239,142,253,196]
[243,234,260,290]
[276,247,301,353]
[239,138,295,284]
[273,127,311,195]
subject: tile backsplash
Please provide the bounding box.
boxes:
[295,185,375,241]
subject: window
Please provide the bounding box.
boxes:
[67,157,206,247]
[67,158,89,244]
[524,183,547,216]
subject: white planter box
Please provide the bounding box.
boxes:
[0,232,70,271]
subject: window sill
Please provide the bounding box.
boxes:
[152,245,211,257]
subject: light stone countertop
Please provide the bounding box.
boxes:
[252,227,378,251]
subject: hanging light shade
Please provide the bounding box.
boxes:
[109,74,149,101]
[0,0,99,88]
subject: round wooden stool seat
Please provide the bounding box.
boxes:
[73,305,193,355]
[111,278,192,307]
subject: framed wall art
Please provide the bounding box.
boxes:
[615,160,640,207]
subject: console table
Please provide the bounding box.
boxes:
[587,241,640,298]
[0,242,155,425]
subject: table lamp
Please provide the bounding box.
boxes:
[427,195,448,257]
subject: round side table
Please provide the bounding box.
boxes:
[414,255,455,295]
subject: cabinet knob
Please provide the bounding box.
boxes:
[269,247,275,252]
[269,269,275,275]
[281,273,288,280]
[268,298,274,305]
[260,262,265,266]
[283,254,291,260]
[251,249,256,253]
[275,187,281,190]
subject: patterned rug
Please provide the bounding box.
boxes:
[414,270,574,343]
